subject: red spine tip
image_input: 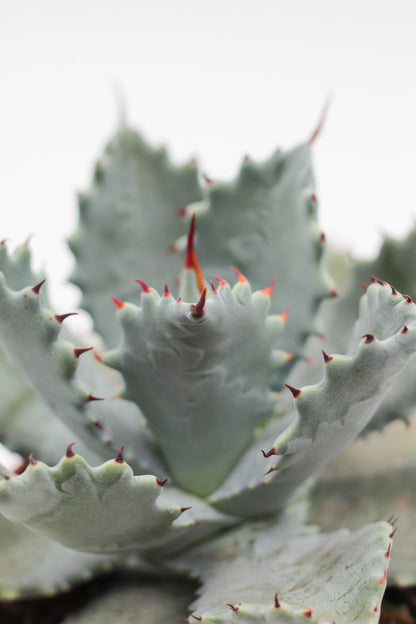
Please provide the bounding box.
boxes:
[54,312,78,324]
[213,275,228,287]
[303,607,313,618]
[391,285,397,295]
[371,275,386,286]
[261,278,276,297]
[404,295,413,304]
[280,307,289,322]
[135,279,151,294]
[285,384,301,399]
[110,296,125,309]
[261,447,277,458]
[360,334,375,344]
[115,445,125,463]
[28,453,37,465]
[163,282,171,297]
[66,442,77,458]
[210,280,218,295]
[156,477,169,487]
[181,506,192,513]
[401,325,409,334]
[73,347,93,359]
[191,288,207,318]
[94,352,103,362]
[230,266,248,283]
[330,288,338,298]
[319,231,326,243]
[31,278,46,295]
[184,215,196,270]
[92,420,104,431]
[87,394,104,402]
[322,350,333,363]
[360,283,368,291]
[226,604,239,612]
[274,594,281,609]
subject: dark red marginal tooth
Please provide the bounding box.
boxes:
[404,295,413,303]
[274,594,281,609]
[285,384,301,399]
[73,347,93,359]
[93,420,104,431]
[180,506,192,513]
[381,567,387,584]
[385,542,392,559]
[175,205,189,217]
[135,279,151,294]
[360,334,375,344]
[330,288,338,298]
[87,394,104,402]
[2,475,10,481]
[391,285,397,295]
[226,604,239,612]
[176,297,182,303]
[303,607,313,618]
[163,282,171,297]
[54,312,78,324]
[389,526,398,539]
[190,616,202,622]
[402,325,409,334]
[94,352,103,362]
[156,477,169,487]
[210,280,218,295]
[201,172,214,185]
[322,350,333,364]
[110,296,125,309]
[66,442,77,458]
[360,283,368,291]
[319,231,326,243]
[263,466,276,477]
[311,193,317,203]
[28,453,37,465]
[31,278,46,295]
[165,241,179,254]
[371,276,386,286]
[191,288,207,318]
[230,266,248,283]
[373,606,378,614]
[261,447,277,458]
[115,445,125,463]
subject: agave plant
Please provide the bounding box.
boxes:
[0,120,416,623]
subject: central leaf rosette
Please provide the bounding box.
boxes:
[103,220,288,496]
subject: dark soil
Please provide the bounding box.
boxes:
[0,581,414,624]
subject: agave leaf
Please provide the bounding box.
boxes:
[61,579,196,624]
[0,514,159,600]
[69,127,202,347]
[0,451,186,554]
[210,281,416,516]
[186,143,334,363]
[182,518,392,623]
[324,230,416,433]
[103,277,286,497]
[308,419,416,586]
[0,267,188,474]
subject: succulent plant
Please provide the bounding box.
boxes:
[0,120,416,623]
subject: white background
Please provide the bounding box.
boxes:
[1,0,416,314]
